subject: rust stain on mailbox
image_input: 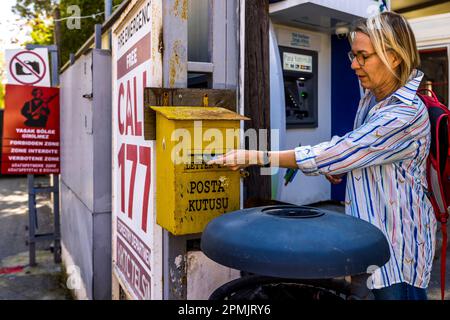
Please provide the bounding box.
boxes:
[152,106,249,235]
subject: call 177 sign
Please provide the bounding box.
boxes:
[1,85,60,175]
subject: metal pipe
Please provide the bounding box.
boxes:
[95,24,102,49]
[27,175,36,267]
[105,0,112,19]
[105,0,113,50]
[50,49,60,86]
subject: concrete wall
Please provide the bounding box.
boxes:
[60,49,112,300]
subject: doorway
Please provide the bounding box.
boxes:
[419,47,449,106]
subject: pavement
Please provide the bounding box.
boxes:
[0,176,71,300]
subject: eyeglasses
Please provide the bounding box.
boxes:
[348,51,377,66]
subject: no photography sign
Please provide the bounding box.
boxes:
[5,48,51,87]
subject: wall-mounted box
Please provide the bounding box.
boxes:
[151,106,249,235]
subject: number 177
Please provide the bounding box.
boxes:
[118,143,151,233]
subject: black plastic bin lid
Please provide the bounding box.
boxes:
[201,205,390,279]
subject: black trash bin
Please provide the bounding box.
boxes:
[201,205,390,300]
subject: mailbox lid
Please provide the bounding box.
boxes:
[151,107,249,121]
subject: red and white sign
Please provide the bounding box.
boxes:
[112,0,163,300]
[5,48,51,87]
[1,84,60,175]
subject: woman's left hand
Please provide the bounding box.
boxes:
[326,174,344,185]
[207,150,260,171]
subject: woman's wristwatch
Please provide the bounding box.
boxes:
[261,151,271,167]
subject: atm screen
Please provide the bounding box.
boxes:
[283,52,313,73]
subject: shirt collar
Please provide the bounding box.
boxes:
[391,69,424,106]
[363,69,424,106]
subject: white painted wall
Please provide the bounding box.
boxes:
[271,25,332,206]
[61,242,89,300]
[186,251,240,300]
[409,12,450,47]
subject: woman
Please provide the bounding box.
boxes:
[209,12,436,300]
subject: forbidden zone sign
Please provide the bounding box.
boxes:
[1,85,60,175]
[5,48,51,87]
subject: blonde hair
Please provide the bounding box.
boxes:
[351,12,420,88]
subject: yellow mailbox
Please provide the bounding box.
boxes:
[151,106,249,235]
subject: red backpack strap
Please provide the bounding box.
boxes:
[420,90,448,300]
[437,109,449,301]
[442,114,450,301]
[418,88,440,103]
[435,110,449,301]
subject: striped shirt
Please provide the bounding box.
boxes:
[294,70,437,289]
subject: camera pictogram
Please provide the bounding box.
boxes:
[15,60,41,75]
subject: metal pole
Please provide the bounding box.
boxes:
[105,0,112,18]
[23,44,61,266]
[27,175,36,267]
[50,48,60,87]
[105,0,113,49]
[53,7,62,71]
[95,24,102,50]
[53,175,61,263]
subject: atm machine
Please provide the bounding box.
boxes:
[269,0,387,206]
[280,46,318,128]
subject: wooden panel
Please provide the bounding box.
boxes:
[144,88,237,140]
[151,107,248,121]
[244,0,271,207]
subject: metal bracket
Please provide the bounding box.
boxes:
[83,93,94,100]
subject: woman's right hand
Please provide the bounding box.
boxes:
[207,150,260,171]
[326,174,344,185]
